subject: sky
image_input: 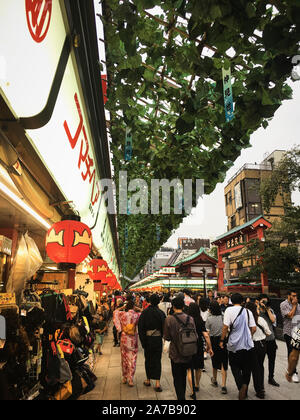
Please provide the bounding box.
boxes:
[164,79,300,248]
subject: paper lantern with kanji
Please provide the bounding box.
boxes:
[103,268,114,286]
[46,215,92,265]
[88,257,108,282]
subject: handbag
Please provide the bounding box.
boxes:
[57,339,75,355]
[54,380,72,400]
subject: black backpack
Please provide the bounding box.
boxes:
[173,314,198,358]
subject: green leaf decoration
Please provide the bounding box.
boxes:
[101,0,300,285]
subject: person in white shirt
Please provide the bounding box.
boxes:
[158,294,172,317]
[220,293,256,400]
[246,302,271,399]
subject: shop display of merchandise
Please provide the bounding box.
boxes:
[0,288,99,400]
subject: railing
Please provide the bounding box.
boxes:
[226,163,272,186]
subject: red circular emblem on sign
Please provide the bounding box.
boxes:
[25,0,52,43]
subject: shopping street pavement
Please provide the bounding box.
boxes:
[79,325,299,401]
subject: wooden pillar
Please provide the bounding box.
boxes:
[67,268,76,290]
[257,226,269,294]
[217,246,225,292]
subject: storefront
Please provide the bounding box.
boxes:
[212,215,272,293]
[129,250,218,293]
[0,0,120,400]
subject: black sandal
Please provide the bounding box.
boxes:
[154,387,162,392]
[143,381,151,387]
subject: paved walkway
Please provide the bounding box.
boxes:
[80,325,299,401]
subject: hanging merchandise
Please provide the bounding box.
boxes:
[6,234,30,298]
[45,215,92,266]
[24,232,43,280]
[222,67,234,122]
[124,126,132,161]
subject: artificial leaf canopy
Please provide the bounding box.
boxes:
[100,0,300,284]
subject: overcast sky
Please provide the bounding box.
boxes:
[164,79,300,248]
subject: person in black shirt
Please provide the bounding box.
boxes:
[187,302,213,397]
[138,294,166,392]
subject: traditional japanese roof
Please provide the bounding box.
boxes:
[212,215,272,243]
[172,247,217,267]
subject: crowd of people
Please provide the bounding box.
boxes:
[94,288,300,401]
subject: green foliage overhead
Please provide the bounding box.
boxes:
[101,0,300,283]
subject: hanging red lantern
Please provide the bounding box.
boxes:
[87,257,108,282]
[103,268,115,287]
[46,215,92,266]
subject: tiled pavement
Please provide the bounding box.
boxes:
[79,325,299,401]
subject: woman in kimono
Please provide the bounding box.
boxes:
[114,300,141,386]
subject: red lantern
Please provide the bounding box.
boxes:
[104,268,115,287]
[46,215,92,265]
[88,257,108,282]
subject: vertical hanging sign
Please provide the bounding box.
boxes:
[125,224,128,250]
[156,224,160,242]
[125,127,133,161]
[222,67,234,122]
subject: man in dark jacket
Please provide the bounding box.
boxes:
[163,296,197,400]
[138,294,166,392]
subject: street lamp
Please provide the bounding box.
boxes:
[202,268,207,298]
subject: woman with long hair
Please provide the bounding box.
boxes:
[245,301,272,399]
[206,301,229,394]
[187,302,213,397]
[114,300,141,387]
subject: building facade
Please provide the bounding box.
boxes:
[224,150,287,231]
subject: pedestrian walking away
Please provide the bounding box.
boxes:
[206,301,229,394]
[246,302,272,399]
[187,302,213,398]
[163,296,198,400]
[220,293,256,400]
[256,294,280,387]
[138,293,166,392]
[114,300,141,387]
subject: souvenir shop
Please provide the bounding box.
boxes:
[0,220,120,401]
[0,0,120,400]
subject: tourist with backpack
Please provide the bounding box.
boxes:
[163,296,198,400]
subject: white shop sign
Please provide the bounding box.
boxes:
[0,0,118,277]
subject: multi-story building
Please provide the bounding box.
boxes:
[177,238,210,250]
[224,150,287,231]
[142,247,175,276]
[213,150,290,293]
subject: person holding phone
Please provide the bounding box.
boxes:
[280,290,300,383]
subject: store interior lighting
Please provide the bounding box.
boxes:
[0,179,51,230]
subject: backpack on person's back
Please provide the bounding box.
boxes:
[172,314,198,358]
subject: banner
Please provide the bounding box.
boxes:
[222,67,234,122]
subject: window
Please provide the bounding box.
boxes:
[249,203,261,215]
[226,191,232,205]
[231,215,236,228]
